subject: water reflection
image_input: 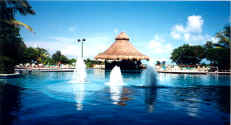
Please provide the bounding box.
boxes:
[186,99,200,117]
[0,71,229,125]
[72,84,85,110]
[107,84,131,106]
[109,84,123,105]
[172,88,203,117]
[202,87,230,114]
[119,87,132,106]
[144,88,157,112]
[0,80,21,125]
[171,86,230,119]
[23,72,71,82]
[158,73,230,87]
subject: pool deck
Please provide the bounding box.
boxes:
[16,68,75,72]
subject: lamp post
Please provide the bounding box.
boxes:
[77,38,86,58]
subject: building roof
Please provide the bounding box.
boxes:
[95,32,149,61]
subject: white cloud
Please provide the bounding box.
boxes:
[186,15,203,33]
[145,34,174,63]
[170,15,209,44]
[62,45,78,57]
[175,24,185,32]
[148,35,173,54]
[184,33,190,41]
[170,31,181,39]
[83,36,112,58]
[26,35,113,59]
[113,28,119,35]
[68,26,77,32]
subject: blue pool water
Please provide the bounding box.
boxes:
[0,69,230,125]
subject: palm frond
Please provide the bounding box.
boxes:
[12,20,34,33]
[0,19,35,33]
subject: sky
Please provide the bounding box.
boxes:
[16,1,230,63]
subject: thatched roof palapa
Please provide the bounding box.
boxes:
[95,32,149,61]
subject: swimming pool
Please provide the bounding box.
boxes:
[0,69,230,125]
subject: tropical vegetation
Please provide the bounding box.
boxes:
[22,48,76,65]
[171,25,230,71]
[0,0,35,73]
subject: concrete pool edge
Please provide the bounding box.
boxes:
[0,73,22,79]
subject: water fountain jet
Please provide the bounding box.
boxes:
[141,60,157,87]
[109,66,123,85]
[71,57,87,83]
[107,66,124,104]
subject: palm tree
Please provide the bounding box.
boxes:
[205,25,230,71]
[0,0,35,32]
[214,25,230,48]
[0,0,35,73]
[36,48,49,64]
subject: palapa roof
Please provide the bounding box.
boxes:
[95,32,149,61]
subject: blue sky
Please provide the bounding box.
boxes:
[17,1,230,63]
